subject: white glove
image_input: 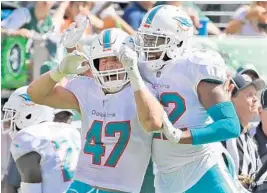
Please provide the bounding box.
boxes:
[60,15,89,48]
[114,44,145,91]
[117,45,138,72]
[50,51,90,82]
[162,112,182,143]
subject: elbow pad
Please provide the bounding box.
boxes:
[190,101,241,145]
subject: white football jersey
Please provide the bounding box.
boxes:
[140,49,227,190]
[65,77,152,193]
[10,122,81,193]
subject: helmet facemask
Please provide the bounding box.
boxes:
[135,31,176,71]
[1,107,17,135]
[90,56,129,93]
[135,5,194,71]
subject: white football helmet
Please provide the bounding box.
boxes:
[83,28,134,93]
[1,86,54,137]
[135,5,194,71]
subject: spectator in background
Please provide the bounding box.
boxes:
[236,64,263,128]
[156,1,222,35]
[1,1,57,82]
[60,1,100,34]
[222,74,265,190]
[1,2,19,21]
[225,1,267,36]
[254,87,267,164]
[91,2,135,35]
[1,1,55,38]
[252,87,267,193]
[237,63,260,81]
[123,1,156,30]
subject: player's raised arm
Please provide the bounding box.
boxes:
[162,50,241,144]
[116,39,164,132]
[28,15,90,112]
[27,52,89,112]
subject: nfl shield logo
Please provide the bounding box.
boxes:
[156,71,161,77]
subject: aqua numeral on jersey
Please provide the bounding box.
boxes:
[153,92,186,139]
[105,122,131,167]
[84,121,105,165]
[160,92,186,124]
[52,138,74,182]
[84,120,131,167]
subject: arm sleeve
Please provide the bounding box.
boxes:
[188,49,239,145]
[190,101,241,145]
[1,8,31,29]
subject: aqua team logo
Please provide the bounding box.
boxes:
[173,16,193,31]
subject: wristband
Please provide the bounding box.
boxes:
[50,68,65,82]
[21,182,42,193]
[162,112,182,143]
[127,67,146,92]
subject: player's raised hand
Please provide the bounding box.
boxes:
[60,15,90,48]
[114,36,138,72]
[59,51,90,75]
[114,36,145,92]
[50,51,90,82]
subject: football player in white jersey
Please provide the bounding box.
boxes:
[27,24,162,192]
[116,5,245,193]
[1,86,81,193]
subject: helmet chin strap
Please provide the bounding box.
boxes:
[104,86,123,94]
[103,82,130,94]
[146,54,174,71]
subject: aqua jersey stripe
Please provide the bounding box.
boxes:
[145,5,164,25]
[103,29,111,50]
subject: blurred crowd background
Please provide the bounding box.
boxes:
[1,1,267,100]
[1,1,267,193]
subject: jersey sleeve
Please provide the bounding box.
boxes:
[65,76,94,114]
[188,49,227,87]
[10,131,45,161]
[10,131,47,161]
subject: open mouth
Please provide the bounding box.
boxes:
[146,52,162,61]
[106,74,117,81]
[148,54,157,60]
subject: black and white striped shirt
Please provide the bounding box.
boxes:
[222,126,262,179]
